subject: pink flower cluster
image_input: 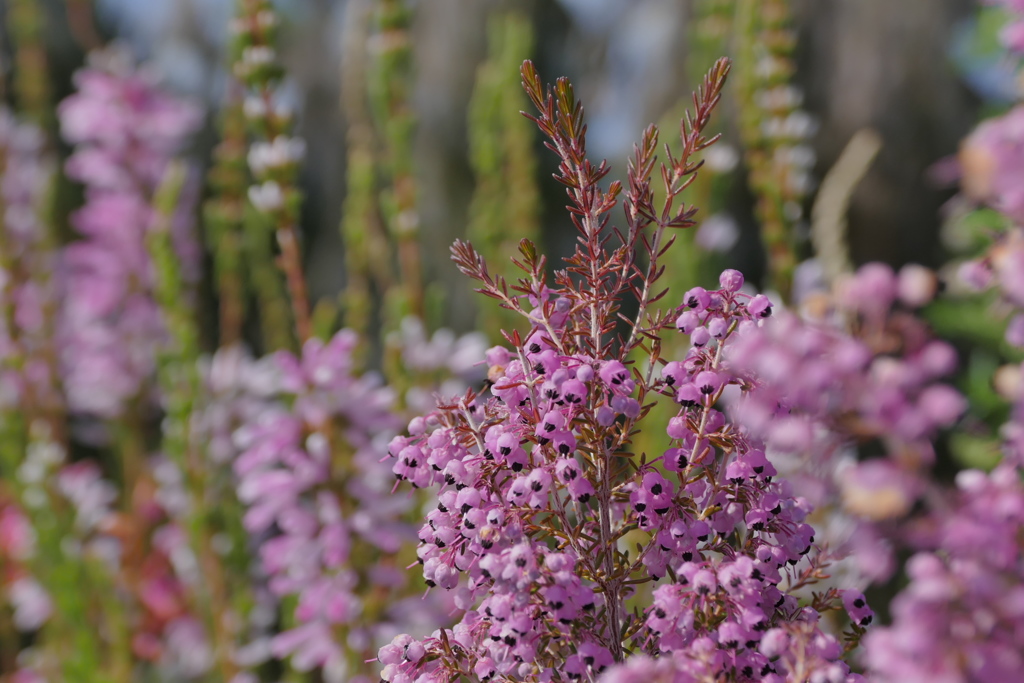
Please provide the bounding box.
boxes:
[58,52,201,419]
[0,501,52,633]
[863,463,1024,681]
[14,423,215,674]
[57,455,219,676]
[960,104,1024,227]
[603,608,867,683]
[731,264,963,501]
[727,263,963,584]
[379,271,863,683]
[0,108,56,412]
[232,331,426,679]
[958,223,1024,351]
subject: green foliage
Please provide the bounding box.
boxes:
[733,0,803,299]
[203,96,251,348]
[467,12,541,340]
[7,0,53,131]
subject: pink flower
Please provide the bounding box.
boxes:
[57,53,201,420]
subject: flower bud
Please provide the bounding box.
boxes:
[719,269,744,292]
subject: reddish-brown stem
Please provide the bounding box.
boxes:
[276,226,312,343]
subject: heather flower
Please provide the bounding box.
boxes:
[738,264,962,449]
[161,616,215,678]
[392,316,488,412]
[0,503,34,561]
[897,264,939,308]
[0,108,59,418]
[230,329,461,680]
[56,461,117,532]
[8,577,52,632]
[378,59,861,682]
[726,263,965,586]
[959,104,1024,225]
[864,464,1024,682]
[695,213,740,253]
[57,49,202,420]
[955,225,1024,354]
[6,406,221,679]
[835,263,897,319]
[838,459,920,522]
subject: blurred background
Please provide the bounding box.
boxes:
[0,3,1015,678]
[10,0,987,332]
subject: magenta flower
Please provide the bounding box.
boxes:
[960,105,1024,226]
[229,330,460,679]
[864,464,1024,682]
[57,50,202,420]
[378,58,863,683]
[0,109,58,416]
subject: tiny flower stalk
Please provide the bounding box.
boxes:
[340,139,387,356]
[63,0,103,51]
[3,1,67,443]
[0,148,26,407]
[692,0,735,71]
[369,0,424,322]
[11,426,118,681]
[0,572,16,674]
[0,112,62,439]
[340,0,426,364]
[6,0,53,132]
[6,25,66,441]
[643,0,736,298]
[340,0,395,356]
[232,0,311,346]
[0,111,96,678]
[733,0,813,300]
[203,90,250,349]
[341,0,439,376]
[57,51,203,421]
[245,203,296,353]
[467,11,541,341]
[147,162,238,681]
[339,135,380,353]
[230,330,444,681]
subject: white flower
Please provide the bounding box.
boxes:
[241,45,275,68]
[248,180,284,212]
[703,144,739,173]
[243,95,267,120]
[248,135,306,176]
[9,577,52,631]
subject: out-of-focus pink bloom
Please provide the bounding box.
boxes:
[839,460,920,521]
[8,577,52,631]
[271,621,344,676]
[57,51,201,421]
[0,505,34,560]
[162,616,214,678]
[835,263,897,320]
[10,669,46,683]
[897,264,938,308]
[0,108,58,413]
[227,329,457,677]
[960,105,1024,225]
[864,464,1024,682]
[56,461,117,531]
